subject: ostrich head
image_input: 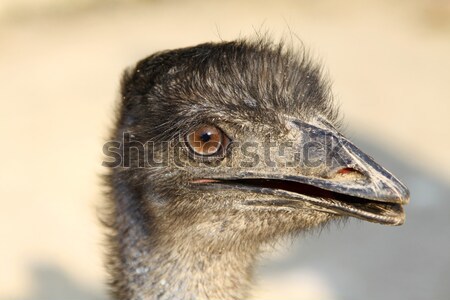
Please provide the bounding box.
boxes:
[104,39,409,300]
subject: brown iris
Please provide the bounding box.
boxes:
[186,125,229,156]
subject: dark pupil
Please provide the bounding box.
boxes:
[200,132,211,143]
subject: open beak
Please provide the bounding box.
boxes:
[192,120,410,226]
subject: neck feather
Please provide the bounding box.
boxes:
[106,189,259,300]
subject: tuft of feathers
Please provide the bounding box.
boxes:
[114,38,339,143]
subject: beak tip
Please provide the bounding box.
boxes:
[402,193,411,205]
[397,181,411,205]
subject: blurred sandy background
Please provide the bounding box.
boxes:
[1,0,449,299]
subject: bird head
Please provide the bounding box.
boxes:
[110,40,409,250]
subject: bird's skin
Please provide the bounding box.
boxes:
[102,39,410,300]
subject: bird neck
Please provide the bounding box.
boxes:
[109,190,258,300]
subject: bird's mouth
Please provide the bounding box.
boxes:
[192,178,407,225]
[192,177,406,225]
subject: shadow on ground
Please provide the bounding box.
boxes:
[4,264,107,300]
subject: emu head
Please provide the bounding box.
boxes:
[108,40,409,253]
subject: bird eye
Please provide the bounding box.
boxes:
[186,125,229,156]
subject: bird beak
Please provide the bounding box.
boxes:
[192,120,410,225]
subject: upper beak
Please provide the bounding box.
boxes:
[287,120,410,205]
[192,120,410,225]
